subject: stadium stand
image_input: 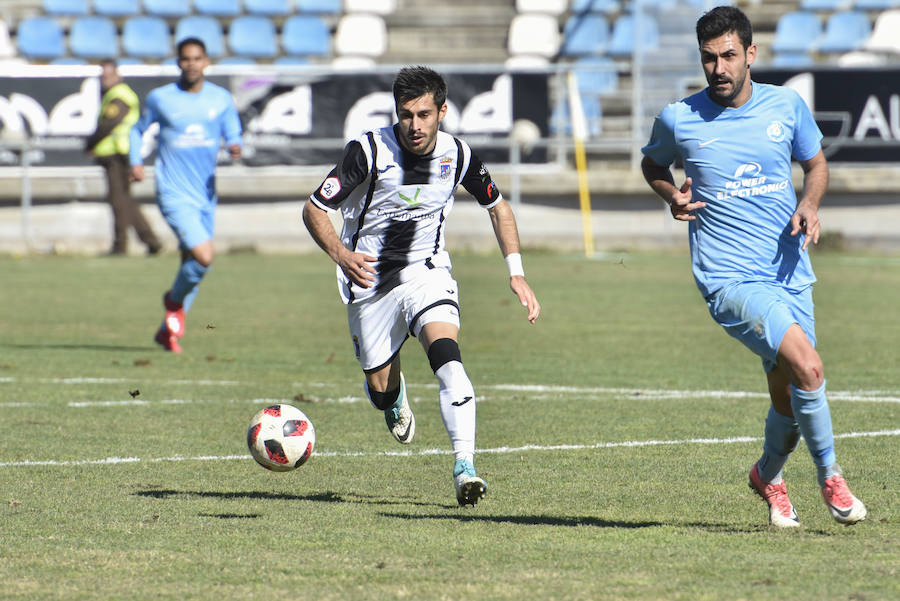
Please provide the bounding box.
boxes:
[16,16,65,60]
[122,15,171,60]
[817,10,871,54]
[570,0,621,14]
[864,9,900,53]
[193,0,241,17]
[854,0,900,9]
[507,13,561,60]
[142,0,192,18]
[770,11,822,54]
[295,0,342,14]
[560,14,610,57]
[606,13,659,58]
[69,15,117,59]
[343,0,396,15]
[516,0,568,14]
[228,15,278,59]
[93,0,141,17]
[43,0,88,15]
[175,15,226,58]
[281,14,331,58]
[334,13,387,58]
[799,0,853,9]
[244,0,292,17]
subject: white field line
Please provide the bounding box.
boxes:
[2,429,898,469]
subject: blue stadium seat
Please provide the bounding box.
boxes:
[570,0,620,14]
[51,56,88,64]
[282,15,330,57]
[818,11,871,53]
[218,56,257,65]
[175,16,226,58]
[142,0,192,18]
[551,93,603,138]
[122,16,171,59]
[43,0,89,15]
[771,12,822,54]
[607,14,659,58]
[560,14,609,56]
[854,0,900,9]
[772,52,814,67]
[573,56,618,95]
[69,16,118,59]
[193,0,241,16]
[274,55,311,65]
[228,16,278,58]
[296,0,342,14]
[17,17,66,59]
[244,0,291,16]
[93,0,141,16]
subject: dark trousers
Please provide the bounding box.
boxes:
[98,154,160,253]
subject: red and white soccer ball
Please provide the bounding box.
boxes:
[247,404,316,472]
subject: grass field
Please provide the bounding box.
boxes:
[1,250,898,601]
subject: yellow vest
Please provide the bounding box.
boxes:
[93,82,139,157]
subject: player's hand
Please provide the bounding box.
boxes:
[667,177,706,221]
[510,276,540,324]
[228,144,242,160]
[130,165,145,182]
[791,201,821,251]
[337,249,377,288]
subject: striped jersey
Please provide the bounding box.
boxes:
[310,125,501,304]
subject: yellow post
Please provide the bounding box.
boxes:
[567,70,595,257]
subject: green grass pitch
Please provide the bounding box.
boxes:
[1,250,898,600]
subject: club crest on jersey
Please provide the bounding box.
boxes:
[440,157,453,181]
[320,177,341,200]
[766,121,785,142]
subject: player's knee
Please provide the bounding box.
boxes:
[427,338,462,373]
[791,356,824,391]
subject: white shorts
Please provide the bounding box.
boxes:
[347,267,460,372]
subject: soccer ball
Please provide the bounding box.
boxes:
[247,404,316,472]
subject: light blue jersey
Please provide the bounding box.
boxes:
[130,81,242,209]
[642,82,822,298]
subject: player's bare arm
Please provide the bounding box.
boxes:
[302,201,376,288]
[228,144,242,160]
[640,156,706,221]
[488,200,540,324]
[792,150,829,251]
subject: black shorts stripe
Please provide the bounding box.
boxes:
[408,299,460,335]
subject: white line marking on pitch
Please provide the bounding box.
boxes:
[2,429,898,469]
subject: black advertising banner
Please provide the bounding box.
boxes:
[754,68,900,163]
[0,71,549,167]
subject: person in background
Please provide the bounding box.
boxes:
[85,59,161,256]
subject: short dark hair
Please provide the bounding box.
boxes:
[392,66,448,109]
[696,6,753,49]
[176,36,207,58]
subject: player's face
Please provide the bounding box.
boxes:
[700,31,756,107]
[99,63,118,92]
[177,43,209,90]
[396,94,447,155]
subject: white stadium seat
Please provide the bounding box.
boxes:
[516,0,567,15]
[334,14,387,58]
[343,0,396,15]
[864,10,900,54]
[508,14,561,59]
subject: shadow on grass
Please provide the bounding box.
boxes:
[3,343,151,352]
[379,512,664,529]
[134,489,456,509]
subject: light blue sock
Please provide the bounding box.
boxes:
[169,258,209,313]
[757,406,800,484]
[790,380,838,487]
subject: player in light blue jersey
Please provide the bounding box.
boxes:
[641,6,866,527]
[130,37,243,354]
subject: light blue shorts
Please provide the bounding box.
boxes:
[706,281,816,372]
[158,197,216,251]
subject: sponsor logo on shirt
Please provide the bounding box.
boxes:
[173,123,216,148]
[717,162,789,200]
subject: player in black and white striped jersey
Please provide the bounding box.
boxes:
[303,66,540,505]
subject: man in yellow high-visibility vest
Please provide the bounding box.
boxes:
[86,59,161,255]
